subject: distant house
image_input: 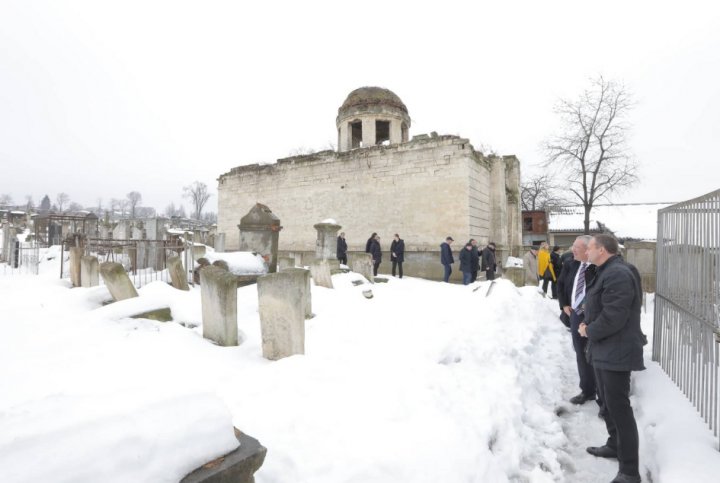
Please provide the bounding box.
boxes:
[546,203,673,246]
[521,210,548,246]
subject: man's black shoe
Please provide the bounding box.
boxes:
[610,471,641,483]
[569,392,596,405]
[586,445,618,459]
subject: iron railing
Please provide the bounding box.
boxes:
[653,188,720,444]
[0,241,40,275]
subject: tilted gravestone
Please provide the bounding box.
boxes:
[257,269,310,360]
[99,262,139,301]
[69,247,84,287]
[351,253,374,283]
[200,266,238,347]
[167,256,189,291]
[309,259,333,289]
[80,255,99,287]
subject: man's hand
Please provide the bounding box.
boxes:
[563,306,572,316]
[578,322,588,338]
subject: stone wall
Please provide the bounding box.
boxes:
[218,135,522,264]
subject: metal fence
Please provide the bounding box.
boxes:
[0,241,40,275]
[60,238,196,288]
[653,188,720,444]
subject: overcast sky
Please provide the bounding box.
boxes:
[1,0,718,214]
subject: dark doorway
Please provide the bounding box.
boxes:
[351,121,362,148]
[376,120,390,145]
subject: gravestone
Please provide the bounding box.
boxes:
[99,262,139,301]
[503,266,524,288]
[238,203,282,273]
[167,256,190,291]
[80,255,99,287]
[215,233,226,253]
[69,247,83,287]
[257,269,310,360]
[200,266,239,347]
[309,260,333,289]
[277,256,295,271]
[351,253,374,283]
[194,257,210,285]
[313,221,342,261]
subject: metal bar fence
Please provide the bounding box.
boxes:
[0,241,40,276]
[653,188,720,446]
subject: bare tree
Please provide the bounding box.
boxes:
[183,181,212,220]
[520,174,568,211]
[25,195,34,211]
[126,191,142,218]
[56,193,70,212]
[68,202,83,212]
[544,76,638,234]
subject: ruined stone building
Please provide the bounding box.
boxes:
[217,87,522,280]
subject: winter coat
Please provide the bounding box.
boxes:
[337,236,348,258]
[365,237,374,254]
[481,246,496,272]
[522,251,538,285]
[584,256,645,372]
[470,245,480,271]
[390,239,405,263]
[550,251,562,278]
[369,239,382,262]
[459,247,474,273]
[440,242,454,265]
[537,248,556,281]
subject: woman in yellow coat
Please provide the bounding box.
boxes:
[537,242,556,297]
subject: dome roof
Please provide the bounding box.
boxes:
[338,87,408,115]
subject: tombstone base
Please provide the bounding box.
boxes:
[181,428,266,483]
[132,307,173,322]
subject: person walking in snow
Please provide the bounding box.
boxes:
[459,242,474,285]
[390,233,405,278]
[481,242,497,281]
[522,246,539,286]
[440,236,454,282]
[369,234,382,276]
[537,242,556,297]
[336,232,348,265]
[579,234,644,483]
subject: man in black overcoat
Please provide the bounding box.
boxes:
[579,234,645,483]
[336,232,348,265]
[481,242,497,281]
[557,235,597,405]
[390,233,405,278]
[369,234,382,276]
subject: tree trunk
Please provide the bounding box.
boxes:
[584,205,591,235]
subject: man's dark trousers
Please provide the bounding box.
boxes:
[595,368,640,477]
[485,269,495,281]
[392,261,403,278]
[570,310,596,397]
[443,264,452,282]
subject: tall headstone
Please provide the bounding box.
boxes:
[238,203,282,273]
[351,253,375,283]
[503,266,524,288]
[215,233,226,253]
[69,247,83,287]
[167,255,190,291]
[313,221,342,261]
[200,266,239,347]
[309,260,333,289]
[99,262,139,301]
[277,256,295,271]
[80,255,100,287]
[257,269,310,360]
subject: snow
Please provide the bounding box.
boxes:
[203,251,267,275]
[1,250,719,482]
[505,256,523,267]
[320,218,338,225]
[547,203,673,240]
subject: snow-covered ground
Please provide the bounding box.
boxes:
[1,248,719,482]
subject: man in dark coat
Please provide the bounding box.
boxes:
[481,242,497,281]
[390,233,405,278]
[365,232,377,254]
[579,234,645,483]
[557,235,597,404]
[459,242,474,285]
[336,232,348,265]
[369,234,382,276]
[549,245,562,299]
[469,239,480,282]
[440,237,454,283]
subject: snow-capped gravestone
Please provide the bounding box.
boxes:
[238,203,282,273]
[257,268,310,360]
[200,266,238,347]
[99,262,139,301]
[167,256,189,291]
[80,255,99,288]
[309,259,333,289]
[313,220,342,261]
[69,247,84,287]
[351,253,374,283]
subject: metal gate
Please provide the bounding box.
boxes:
[0,241,40,275]
[653,188,720,444]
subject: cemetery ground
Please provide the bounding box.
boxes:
[1,248,719,483]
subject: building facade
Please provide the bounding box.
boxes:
[217,87,522,281]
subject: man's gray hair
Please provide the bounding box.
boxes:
[575,235,592,246]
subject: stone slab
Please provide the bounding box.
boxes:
[69,247,83,287]
[181,429,266,483]
[257,269,309,360]
[80,255,99,288]
[309,260,333,289]
[201,266,238,346]
[99,262,139,301]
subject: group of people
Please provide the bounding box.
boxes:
[336,232,405,277]
[440,237,498,284]
[521,241,563,297]
[528,234,646,483]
